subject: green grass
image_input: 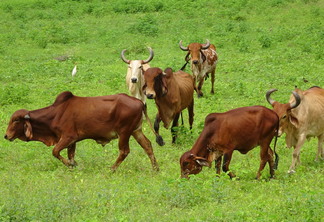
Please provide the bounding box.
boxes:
[0,0,323,221]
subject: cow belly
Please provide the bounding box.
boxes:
[95,131,118,146]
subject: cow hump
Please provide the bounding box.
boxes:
[53,91,74,106]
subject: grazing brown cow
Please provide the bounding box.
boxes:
[121,47,154,104]
[179,39,218,98]
[180,106,279,179]
[4,91,159,171]
[143,67,195,145]
[266,86,324,173]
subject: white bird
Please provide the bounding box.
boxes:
[72,64,77,77]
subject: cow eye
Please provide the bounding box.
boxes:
[282,115,287,119]
[139,66,143,69]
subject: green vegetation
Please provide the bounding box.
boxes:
[0,0,323,221]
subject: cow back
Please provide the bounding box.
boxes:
[173,70,195,110]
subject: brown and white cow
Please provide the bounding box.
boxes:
[4,91,159,171]
[121,47,154,103]
[143,67,195,145]
[180,106,279,179]
[266,86,324,173]
[179,39,218,98]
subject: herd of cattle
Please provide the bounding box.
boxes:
[4,40,324,180]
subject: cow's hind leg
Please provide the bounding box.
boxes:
[188,100,194,130]
[223,151,236,179]
[315,134,324,161]
[133,129,159,171]
[111,135,131,171]
[257,144,275,179]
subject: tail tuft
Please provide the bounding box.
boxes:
[156,136,165,146]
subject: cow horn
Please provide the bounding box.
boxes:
[266,89,278,105]
[179,40,189,51]
[201,39,210,50]
[290,91,301,109]
[24,114,30,119]
[120,49,130,64]
[143,47,154,64]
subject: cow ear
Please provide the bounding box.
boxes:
[289,114,299,128]
[194,156,211,167]
[24,120,33,139]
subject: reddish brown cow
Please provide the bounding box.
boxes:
[4,91,159,171]
[179,39,218,98]
[180,106,279,179]
[143,67,195,145]
[266,86,324,173]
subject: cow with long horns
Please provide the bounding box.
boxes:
[266,86,324,173]
[179,39,218,98]
[121,47,154,103]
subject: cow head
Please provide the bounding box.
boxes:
[121,47,154,83]
[143,67,171,99]
[180,151,210,179]
[266,89,301,136]
[4,109,33,142]
[179,39,210,65]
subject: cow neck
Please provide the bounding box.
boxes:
[190,136,210,159]
[28,105,57,144]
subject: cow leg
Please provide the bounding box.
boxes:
[171,113,180,144]
[132,129,159,171]
[222,151,236,179]
[111,135,131,171]
[197,78,205,98]
[210,70,215,94]
[215,155,222,176]
[288,137,306,174]
[154,113,165,145]
[52,138,75,167]
[188,100,194,130]
[315,134,324,161]
[67,143,77,167]
[256,144,274,180]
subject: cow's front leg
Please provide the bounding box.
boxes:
[315,134,324,161]
[215,155,222,176]
[197,78,205,98]
[171,113,180,144]
[210,70,215,94]
[67,143,77,167]
[52,138,75,167]
[154,113,164,146]
[223,151,236,179]
[288,137,306,174]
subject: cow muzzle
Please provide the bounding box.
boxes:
[146,94,155,99]
[4,134,14,141]
[193,60,199,65]
[131,78,138,83]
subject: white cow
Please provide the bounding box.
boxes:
[121,47,154,104]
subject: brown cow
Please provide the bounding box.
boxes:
[179,39,218,98]
[4,91,159,171]
[180,106,279,179]
[143,67,195,145]
[266,86,324,173]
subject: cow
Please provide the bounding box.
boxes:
[143,67,195,145]
[179,39,218,98]
[121,47,154,104]
[180,106,279,180]
[4,91,159,171]
[266,86,324,174]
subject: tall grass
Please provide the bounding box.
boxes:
[0,0,323,221]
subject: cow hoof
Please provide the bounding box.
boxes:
[197,93,204,98]
[288,170,296,174]
[156,136,165,146]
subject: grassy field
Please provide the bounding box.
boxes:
[0,0,323,221]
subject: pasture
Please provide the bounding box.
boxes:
[0,0,323,221]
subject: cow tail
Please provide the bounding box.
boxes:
[142,103,164,146]
[273,135,279,170]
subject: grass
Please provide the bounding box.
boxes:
[0,0,323,221]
